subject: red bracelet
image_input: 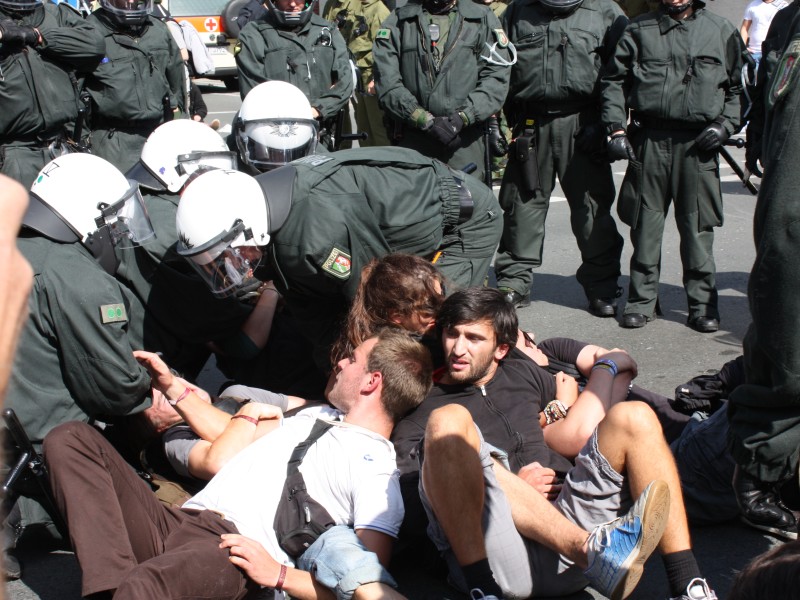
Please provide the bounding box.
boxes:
[275,564,287,591]
[231,414,258,426]
[167,387,191,407]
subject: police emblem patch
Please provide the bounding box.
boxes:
[100,303,128,324]
[376,28,390,39]
[321,247,352,279]
[493,28,509,48]
[770,37,800,106]
[293,155,335,166]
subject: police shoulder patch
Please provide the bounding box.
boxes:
[321,247,352,279]
[770,36,800,106]
[376,28,391,40]
[100,303,128,324]
[493,28,509,48]
[293,154,335,166]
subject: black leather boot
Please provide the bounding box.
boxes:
[734,466,798,540]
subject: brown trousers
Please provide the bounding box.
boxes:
[44,421,255,600]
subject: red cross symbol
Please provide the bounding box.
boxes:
[204,18,218,32]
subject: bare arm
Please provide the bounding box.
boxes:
[543,349,637,459]
[740,19,752,45]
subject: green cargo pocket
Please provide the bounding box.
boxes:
[617,158,643,228]
[696,154,723,231]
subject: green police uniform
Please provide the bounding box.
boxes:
[600,1,743,322]
[235,13,354,123]
[0,2,104,187]
[270,147,502,367]
[84,11,184,172]
[113,191,255,378]
[7,235,152,446]
[493,0,627,303]
[728,2,800,484]
[347,0,391,147]
[373,0,511,180]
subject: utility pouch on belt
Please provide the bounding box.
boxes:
[513,124,540,192]
[273,420,336,558]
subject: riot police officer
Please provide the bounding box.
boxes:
[234,0,353,147]
[84,0,185,172]
[493,0,627,315]
[600,0,744,331]
[373,0,513,181]
[175,148,503,368]
[0,0,104,187]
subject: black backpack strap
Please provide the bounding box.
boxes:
[286,420,334,476]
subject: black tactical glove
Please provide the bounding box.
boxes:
[606,130,636,162]
[574,122,606,161]
[487,115,508,157]
[745,139,763,178]
[0,21,39,46]
[429,113,465,148]
[695,119,729,151]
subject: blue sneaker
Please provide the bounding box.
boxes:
[584,480,670,600]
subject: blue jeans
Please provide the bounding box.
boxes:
[298,525,397,600]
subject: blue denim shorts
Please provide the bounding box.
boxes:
[298,525,397,600]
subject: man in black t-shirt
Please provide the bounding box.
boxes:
[391,287,717,600]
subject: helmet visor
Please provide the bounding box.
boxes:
[177,221,265,297]
[177,150,239,176]
[97,181,155,247]
[239,118,318,172]
[102,0,152,19]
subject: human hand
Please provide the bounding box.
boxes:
[597,349,638,378]
[142,388,183,433]
[429,113,464,148]
[366,79,376,95]
[554,372,579,408]
[0,21,40,46]
[220,534,283,588]
[695,119,729,152]
[518,462,562,500]
[745,139,763,178]
[607,131,636,162]
[487,115,508,157]
[133,350,177,395]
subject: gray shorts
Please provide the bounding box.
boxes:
[420,427,631,599]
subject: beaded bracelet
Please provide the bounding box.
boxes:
[231,414,259,426]
[543,400,568,425]
[592,358,619,377]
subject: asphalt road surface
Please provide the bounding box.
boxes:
[9,1,781,598]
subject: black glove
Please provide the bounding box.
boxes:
[0,21,39,46]
[487,115,508,157]
[574,122,606,159]
[745,136,763,178]
[695,119,729,151]
[429,113,464,148]
[607,131,636,162]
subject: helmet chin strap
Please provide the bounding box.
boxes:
[661,1,693,15]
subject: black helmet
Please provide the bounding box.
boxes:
[100,0,153,27]
[539,0,583,14]
[0,0,41,13]
[266,0,317,28]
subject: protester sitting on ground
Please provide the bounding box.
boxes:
[330,253,446,365]
[134,350,311,481]
[45,329,433,600]
[392,288,718,600]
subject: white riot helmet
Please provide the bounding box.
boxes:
[235,81,318,172]
[266,0,317,28]
[127,119,237,193]
[176,168,294,298]
[100,0,153,26]
[25,154,154,274]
